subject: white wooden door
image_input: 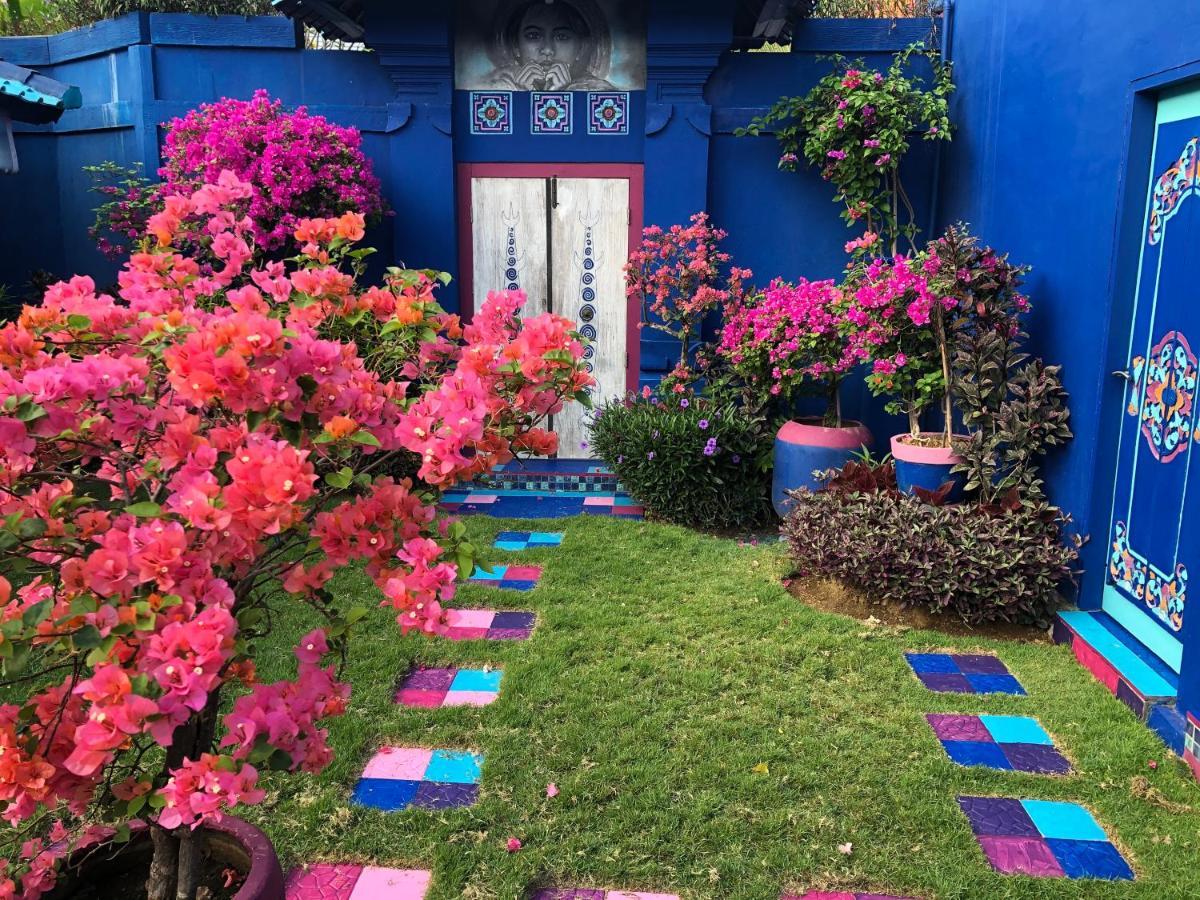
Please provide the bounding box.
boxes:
[469,175,629,458]
[470,177,548,317]
[550,178,629,457]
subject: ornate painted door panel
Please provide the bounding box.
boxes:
[1104,86,1200,671]
[469,178,548,317]
[549,178,628,457]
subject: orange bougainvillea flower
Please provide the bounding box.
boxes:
[324,415,358,440]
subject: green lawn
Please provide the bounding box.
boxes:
[247,515,1200,899]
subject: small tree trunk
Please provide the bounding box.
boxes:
[824,377,841,428]
[175,829,206,900]
[933,306,953,448]
[147,827,179,900]
[907,407,920,438]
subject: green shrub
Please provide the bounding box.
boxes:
[782,460,1080,625]
[589,395,773,529]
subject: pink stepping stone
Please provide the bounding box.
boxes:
[361,747,432,781]
[583,495,616,506]
[285,865,431,900]
[532,892,678,899]
[782,893,920,899]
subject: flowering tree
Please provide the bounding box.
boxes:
[90,91,386,259]
[718,278,863,426]
[0,172,590,900]
[739,43,953,257]
[624,213,752,392]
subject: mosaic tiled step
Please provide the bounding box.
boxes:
[957,796,1134,880]
[352,747,482,811]
[395,666,502,707]
[495,530,564,550]
[1053,610,1177,717]
[468,563,542,591]
[285,864,431,900]
[782,893,919,900]
[440,491,643,519]
[532,891,679,899]
[905,652,1026,695]
[926,714,1072,774]
[444,608,535,640]
[1186,712,1200,781]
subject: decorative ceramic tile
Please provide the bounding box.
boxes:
[781,893,920,900]
[532,891,679,899]
[353,747,482,812]
[956,796,1133,880]
[470,92,511,134]
[494,530,564,551]
[532,92,572,134]
[443,608,535,641]
[285,864,431,900]
[905,653,1026,695]
[395,666,502,707]
[925,714,1071,774]
[468,563,542,591]
[587,92,629,134]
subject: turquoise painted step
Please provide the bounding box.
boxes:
[1059,610,1177,700]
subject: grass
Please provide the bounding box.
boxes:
[246,514,1200,899]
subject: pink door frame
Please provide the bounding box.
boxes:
[455,162,645,394]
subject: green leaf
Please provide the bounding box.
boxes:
[126,502,162,518]
[21,599,52,628]
[350,430,381,448]
[324,467,354,489]
[73,625,103,650]
[67,314,92,330]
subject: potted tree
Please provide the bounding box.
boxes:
[0,174,590,899]
[719,277,870,515]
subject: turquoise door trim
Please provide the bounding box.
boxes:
[1102,584,1184,672]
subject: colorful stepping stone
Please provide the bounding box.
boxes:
[956,796,1134,880]
[395,666,502,707]
[781,893,919,900]
[905,652,1026,695]
[285,864,431,900]
[925,714,1071,774]
[443,608,535,640]
[494,530,564,551]
[468,563,542,591]
[352,747,482,812]
[532,891,679,899]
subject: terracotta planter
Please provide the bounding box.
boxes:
[45,816,284,900]
[891,432,967,501]
[772,418,873,517]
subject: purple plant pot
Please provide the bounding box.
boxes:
[45,816,284,900]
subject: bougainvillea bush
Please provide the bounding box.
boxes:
[740,44,952,257]
[718,277,869,425]
[782,460,1080,625]
[589,392,772,529]
[90,91,386,259]
[0,172,589,900]
[624,213,753,393]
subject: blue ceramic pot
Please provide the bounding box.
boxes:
[772,419,873,517]
[891,433,966,501]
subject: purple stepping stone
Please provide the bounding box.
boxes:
[411,780,479,809]
[401,667,457,691]
[492,611,536,629]
[531,892,606,900]
[957,796,1039,837]
[952,654,1010,675]
[285,864,363,900]
[918,673,973,693]
[1001,743,1072,775]
[926,713,991,742]
[978,835,1065,877]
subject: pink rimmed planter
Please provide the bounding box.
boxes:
[45,817,284,900]
[891,433,967,501]
[772,418,873,517]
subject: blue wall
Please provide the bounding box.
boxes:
[939,0,1200,716]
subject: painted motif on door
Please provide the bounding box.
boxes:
[468,175,629,457]
[1104,86,1200,671]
